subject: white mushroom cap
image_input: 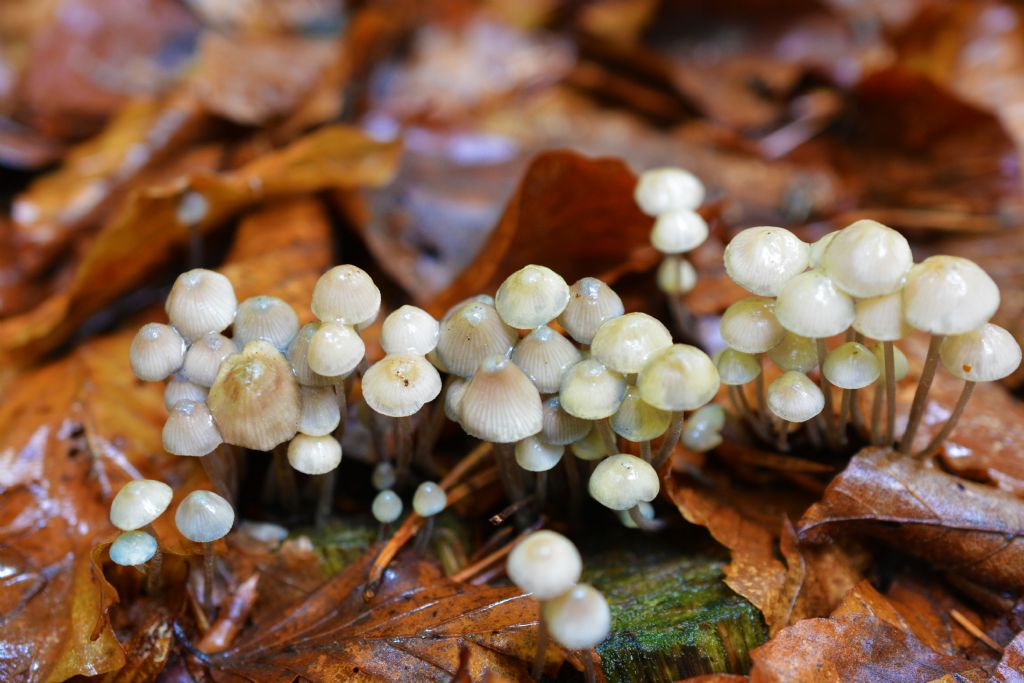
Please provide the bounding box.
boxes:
[903,256,1000,335]
[165,269,237,341]
[543,584,611,650]
[110,480,173,531]
[298,386,342,437]
[570,426,613,461]
[287,323,342,387]
[381,305,440,355]
[459,356,543,443]
[823,342,880,390]
[682,404,726,452]
[372,490,403,524]
[109,530,158,567]
[656,256,697,295]
[767,371,824,423]
[558,277,625,345]
[514,436,564,472]
[808,231,838,268]
[559,359,628,420]
[541,396,592,446]
[307,322,365,378]
[650,210,709,254]
[437,298,517,378]
[767,332,818,373]
[444,377,467,424]
[506,530,581,600]
[714,348,761,386]
[234,296,300,350]
[637,344,720,411]
[940,323,1022,382]
[511,326,583,394]
[821,220,913,297]
[724,226,809,296]
[183,332,237,387]
[544,585,606,651]
[853,293,909,342]
[163,399,223,456]
[871,343,909,382]
[362,354,443,418]
[588,453,660,510]
[719,298,785,354]
[611,386,671,442]
[634,167,705,215]
[130,323,186,382]
[412,481,446,517]
[208,340,300,451]
[495,265,571,329]
[775,270,855,338]
[311,264,381,325]
[372,462,397,491]
[591,312,673,374]
[287,434,342,475]
[175,490,235,543]
[164,375,208,410]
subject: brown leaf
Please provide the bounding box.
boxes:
[994,630,1024,682]
[208,553,565,681]
[798,447,1024,590]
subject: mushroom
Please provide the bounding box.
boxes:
[656,256,697,296]
[163,399,223,457]
[110,479,173,531]
[540,396,592,446]
[175,490,235,615]
[724,226,809,296]
[590,312,673,375]
[233,295,300,350]
[650,210,709,254]
[589,454,661,530]
[511,326,582,394]
[682,404,726,453]
[715,348,764,436]
[558,277,625,346]
[183,332,238,387]
[165,268,237,341]
[821,219,913,298]
[436,297,517,378]
[297,386,342,437]
[766,371,824,450]
[310,264,381,326]
[823,342,880,437]
[371,461,397,491]
[307,322,365,378]
[412,481,446,553]
[495,264,571,330]
[542,583,612,683]
[129,323,186,382]
[570,426,614,462]
[514,436,564,509]
[854,293,909,444]
[164,374,208,411]
[559,359,628,422]
[287,323,343,387]
[634,167,705,215]
[371,489,403,535]
[109,530,158,569]
[380,305,440,355]
[766,332,817,374]
[610,386,671,461]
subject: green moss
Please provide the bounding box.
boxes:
[298,517,377,576]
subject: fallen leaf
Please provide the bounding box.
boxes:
[993,630,1024,682]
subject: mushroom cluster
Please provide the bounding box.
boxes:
[716,219,1020,455]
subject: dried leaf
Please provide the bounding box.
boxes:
[994,630,1024,682]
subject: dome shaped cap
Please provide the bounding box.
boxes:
[657,256,697,295]
[775,270,854,338]
[724,227,809,296]
[903,256,1000,335]
[543,584,611,650]
[808,231,838,268]
[637,344,720,411]
[163,399,223,456]
[558,277,625,344]
[308,323,365,378]
[287,434,342,475]
[437,298,517,378]
[110,480,173,531]
[208,340,300,451]
[570,427,613,461]
[823,342,880,390]
[682,404,726,452]
[853,293,909,342]
[381,305,440,355]
[164,375,208,410]
[372,462,397,491]
[589,454,660,510]
[767,371,824,422]
[559,359,628,420]
[130,323,186,382]
[634,167,705,215]
[175,490,234,543]
[511,326,582,394]
[372,490,403,524]
[298,386,342,437]
[412,481,446,517]
[650,210,708,254]
[362,354,442,418]
[234,296,300,350]
[288,323,341,387]
[459,356,543,443]
[611,386,671,442]
[183,332,237,387]
[719,298,785,354]
[165,269,237,341]
[822,220,913,297]
[506,530,581,600]
[110,530,158,566]
[940,323,1022,382]
[591,312,673,374]
[495,265,570,329]
[541,396,591,446]
[444,377,467,424]
[767,332,817,373]
[872,343,909,382]
[715,348,761,386]
[311,264,381,325]
[514,436,564,472]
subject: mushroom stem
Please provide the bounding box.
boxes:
[838,388,853,438]
[805,414,824,449]
[414,516,435,555]
[596,419,617,453]
[899,334,944,454]
[271,447,299,512]
[916,380,975,458]
[396,415,414,478]
[377,522,391,542]
[535,471,548,514]
[754,356,769,430]
[584,650,598,683]
[870,380,884,445]
[414,379,451,475]
[199,446,237,502]
[188,223,203,270]
[202,542,215,616]
[815,338,840,448]
[532,607,549,680]
[653,411,685,470]
[628,504,667,532]
[639,440,653,463]
[776,419,789,452]
[493,443,530,527]
[315,471,336,527]
[729,385,769,442]
[563,454,583,524]
[883,341,897,445]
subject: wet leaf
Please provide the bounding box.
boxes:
[994,630,1024,682]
